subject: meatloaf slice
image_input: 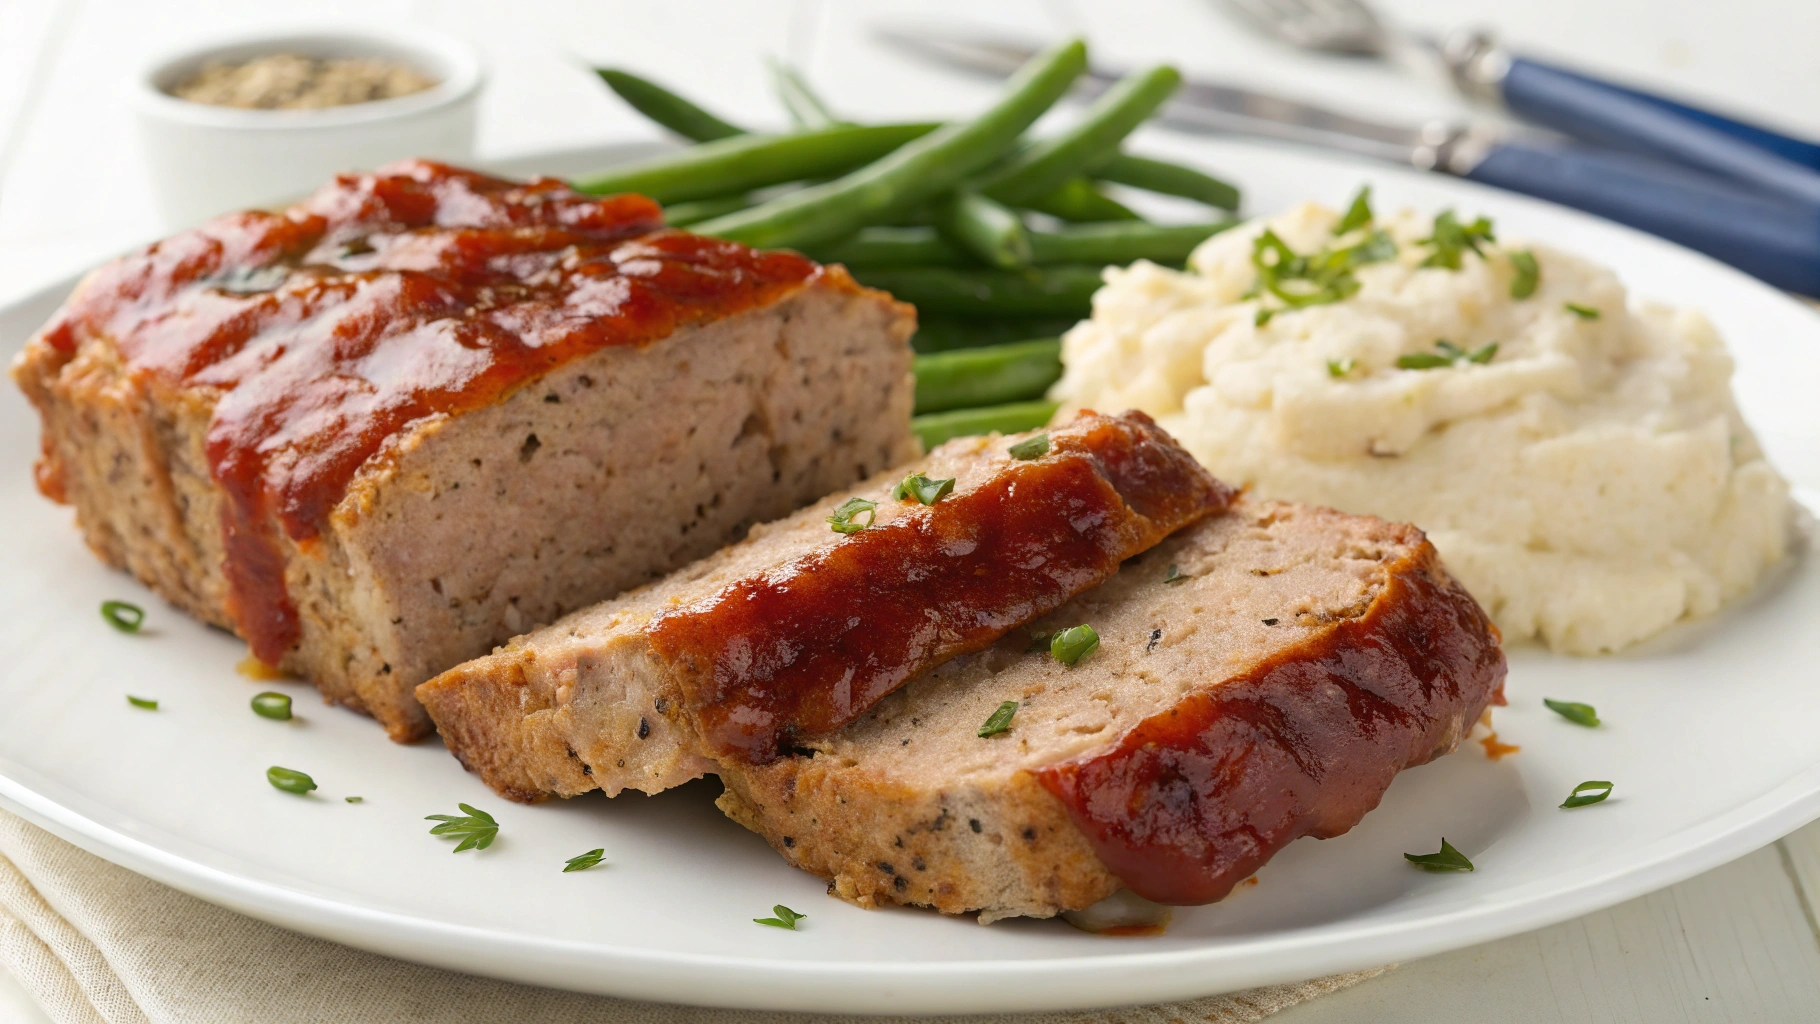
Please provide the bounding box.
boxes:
[11,159,917,742]
[715,499,1507,922]
[416,410,1234,801]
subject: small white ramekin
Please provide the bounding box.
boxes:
[127,26,485,228]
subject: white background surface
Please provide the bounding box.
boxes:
[1,0,1818,1020]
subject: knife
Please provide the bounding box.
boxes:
[879,28,1820,296]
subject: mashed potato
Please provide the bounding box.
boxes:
[1054,199,1793,654]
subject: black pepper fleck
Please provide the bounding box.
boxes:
[1022,827,1036,841]
[637,716,650,739]
[894,876,907,892]
[1147,628,1162,651]
[654,696,670,713]
[783,836,795,848]
[1263,618,1279,626]
[969,818,982,833]
[877,861,895,874]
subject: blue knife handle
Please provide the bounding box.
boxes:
[1515,57,1820,171]
[1464,141,1820,296]
[1500,57,1820,207]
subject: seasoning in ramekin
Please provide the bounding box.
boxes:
[170,54,436,110]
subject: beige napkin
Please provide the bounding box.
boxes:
[0,809,1386,1024]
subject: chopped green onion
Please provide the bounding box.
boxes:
[1049,624,1100,666]
[891,473,956,505]
[344,796,364,804]
[1543,698,1600,727]
[101,600,144,634]
[1334,185,1374,235]
[1255,308,1275,327]
[1561,780,1613,809]
[266,766,317,795]
[1404,838,1474,872]
[564,848,607,872]
[754,904,806,929]
[1564,302,1600,319]
[1008,433,1051,460]
[978,700,1019,737]
[126,695,158,710]
[250,692,292,721]
[1398,340,1496,370]
[1508,250,1539,298]
[425,803,499,852]
[827,496,879,534]
[1327,357,1355,378]
[1163,564,1190,585]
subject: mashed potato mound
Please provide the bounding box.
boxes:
[1054,199,1793,654]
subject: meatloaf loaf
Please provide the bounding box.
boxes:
[11,159,917,741]
[716,499,1507,922]
[416,410,1233,800]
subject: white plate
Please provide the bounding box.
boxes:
[1,138,1817,1016]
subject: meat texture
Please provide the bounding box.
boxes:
[416,410,1233,800]
[12,159,917,741]
[716,499,1507,922]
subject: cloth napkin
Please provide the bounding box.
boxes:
[0,809,1386,1024]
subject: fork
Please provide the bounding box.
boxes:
[1216,0,1820,204]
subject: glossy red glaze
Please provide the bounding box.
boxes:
[40,160,823,662]
[1037,548,1507,905]
[645,411,1236,762]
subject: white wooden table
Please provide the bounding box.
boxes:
[0,0,1816,1019]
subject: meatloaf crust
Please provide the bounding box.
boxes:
[716,500,1507,921]
[416,410,1233,800]
[12,159,917,740]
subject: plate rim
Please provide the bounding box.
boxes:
[2,136,1819,1015]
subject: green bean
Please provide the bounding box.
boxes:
[815,221,1228,269]
[914,339,1062,414]
[571,123,938,204]
[977,65,1182,204]
[768,59,843,129]
[933,191,1033,269]
[694,40,1089,249]
[853,264,1104,317]
[1093,152,1241,211]
[595,69,746,142]
[913,400,1059,449]
[1021,177,1141,222]
[913,316,1082,353]
[663,194,756,227]
[1030,220,1231,264]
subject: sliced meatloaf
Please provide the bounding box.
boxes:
[716,499,1507,922]
[11,159,917,741]
[416,410,1233,801]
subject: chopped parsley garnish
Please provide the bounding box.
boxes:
[1543,698,1600,727]
[1561,781,1613,809]
[426,803,499,852]
[1327,357,1355,378]
[1248,227,1395,317]
[251,692,293,721]
[754,904,806,930]
[1397,340,1497,370]
[1049,624,1100,666]
[1404,838,1474,872]
[1163,564,1191,585]
[1508,250,1539,299]
[126,695,158,710]
[1564,302,1600,319]
[826,496,879,534]
[266,766,316,795]
[1419,209,1496,269]
[891,472,955,505]
[1008,433,1051,460]
[563,848,607,872]
[978,700,1019,737]
[101,600,144,634]
[1334,185,1374,235]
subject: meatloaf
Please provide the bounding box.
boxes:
[12,159,918,741]
[716,499,1507,922]
[416,411,1233,800]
